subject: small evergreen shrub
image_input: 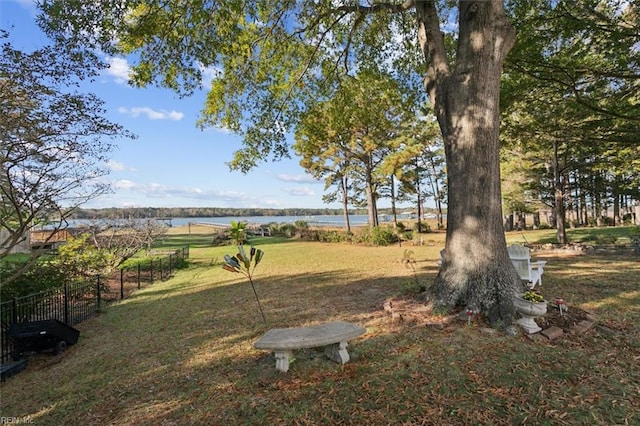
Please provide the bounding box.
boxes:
[362,226,399,246]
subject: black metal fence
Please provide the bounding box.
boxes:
[0,246,189,363]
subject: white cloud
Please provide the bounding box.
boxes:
[276,174,319,184]
[107,160,136,172]
[113,181,251,203]
[118,107,184,121]
[202,125,234,134]
[105,56,131,84]
[283,186,315,196]
[104,179,302,208]
[113,179,137,189]
[198,63,223,88]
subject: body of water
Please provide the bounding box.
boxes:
[58,214,410,229]
[172,215,374,228]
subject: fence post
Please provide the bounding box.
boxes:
[120,268,125,299]
[64,282,70,324]
[169,253,174,275]
[96,275,101,309]
[137,263,141,289]
[12,298,18,324]
[150,259,154,283]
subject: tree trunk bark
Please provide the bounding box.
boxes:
[613,182,620,226]
[552,140,567,244]
[341,176,351,233]
[417,1,520,325]
[390,175,398,227]
[415,160,423,232]
[428,157,445,230]
[365,170,378,227]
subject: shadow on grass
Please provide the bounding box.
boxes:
[2,250,638,425]
[537,252,640,321]
[533,225,638,245]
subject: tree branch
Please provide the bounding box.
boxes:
[414,1,449,104]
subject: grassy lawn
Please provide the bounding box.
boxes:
[1,225,638,425]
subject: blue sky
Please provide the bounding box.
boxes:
[2,0,349,210]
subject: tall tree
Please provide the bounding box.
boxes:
[40,1,521,325]
[295,70,409,227]
[386,113,446,231]
[502,0,640,241]
[0,32,134,284]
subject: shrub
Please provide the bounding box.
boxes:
[400,279,427,295]
[229,221,247,245]
[0,259,70,300]
[266,222,281,235]
[413,222,431,233]
[317,230,352,243]
[279,223,297,238]
[294,220,309,229]
[362,226,399,246]
[57,234,113,277]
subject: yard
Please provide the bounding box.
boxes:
[1,225,638,425]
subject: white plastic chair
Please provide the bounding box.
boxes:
[507,244,547,288]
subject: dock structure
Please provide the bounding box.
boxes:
[188,221,271,236]
[29,229,74,251]
[155,217,173,227]
[246,224,271,236]
[191,221,231,228]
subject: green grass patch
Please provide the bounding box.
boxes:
[1,226,638,425]
[506,225,638,245]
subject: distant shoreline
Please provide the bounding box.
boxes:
[69,206,442,220]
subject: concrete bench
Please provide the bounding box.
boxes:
[254,321,366,372]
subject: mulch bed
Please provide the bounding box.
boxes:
[383,295,593,334]
[536,303,590,332]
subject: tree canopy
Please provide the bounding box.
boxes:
[39,0,427,171]
[502,0,639,241]
[35,0,639,327]
[0,30,134,283]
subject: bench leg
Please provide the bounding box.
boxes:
[274,351,292,372]
[324,341,350,364]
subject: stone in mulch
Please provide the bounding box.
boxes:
[541,326,564,340]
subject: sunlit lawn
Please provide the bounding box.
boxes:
[1,225,638,425]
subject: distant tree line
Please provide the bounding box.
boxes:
[71,207,351,219]
[69,207,441,220]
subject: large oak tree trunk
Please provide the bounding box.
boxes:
[417,1,521,326]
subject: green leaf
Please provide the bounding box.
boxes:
[254,249,264,266]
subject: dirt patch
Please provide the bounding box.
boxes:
[536,303,590,332]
